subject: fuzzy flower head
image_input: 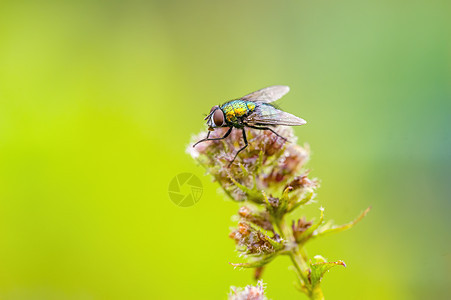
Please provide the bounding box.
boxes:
[188,113,371,298]
[229,221,282,255]
[238,206,274,232]
[292,217,313,241]
[188,127,313,203]
[228,280,267,300]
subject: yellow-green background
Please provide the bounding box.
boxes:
[0,1,449,299]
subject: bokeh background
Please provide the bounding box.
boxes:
[0,0,450,299]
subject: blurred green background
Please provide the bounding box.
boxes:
[0,0,449,299]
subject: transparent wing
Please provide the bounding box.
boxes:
[245,104,306,126]
[241,85,290,103]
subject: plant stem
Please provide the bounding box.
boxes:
[276,217,324,299]
[288,251,308,283]
[310,285,325,300]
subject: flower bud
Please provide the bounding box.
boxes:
[229,280,267,300]
[230,221,281,255]
[292,217,313,242]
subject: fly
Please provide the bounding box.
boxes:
[193,85,306,166]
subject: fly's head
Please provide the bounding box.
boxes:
[205,105,226,131]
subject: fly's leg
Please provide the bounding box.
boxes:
[193,127,233,147]
[228,128,248,167]
[246,125,288,142]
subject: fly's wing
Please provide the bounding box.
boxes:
[241,85,290,103]
[245,104,306,126]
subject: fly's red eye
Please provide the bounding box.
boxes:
[213,109,224,126]
[205,105,219,121]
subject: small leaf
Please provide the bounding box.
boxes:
[308,255,346,287]
[314,207,371,238]
[229,254,276,269]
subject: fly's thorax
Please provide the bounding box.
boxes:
[245,101,256,112]
[221,100,256,124]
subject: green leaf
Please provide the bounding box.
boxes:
[308,255,346,287]
[314,207,371,238]
[229,254,277,269]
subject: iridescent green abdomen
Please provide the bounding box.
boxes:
[221,100,256,125]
